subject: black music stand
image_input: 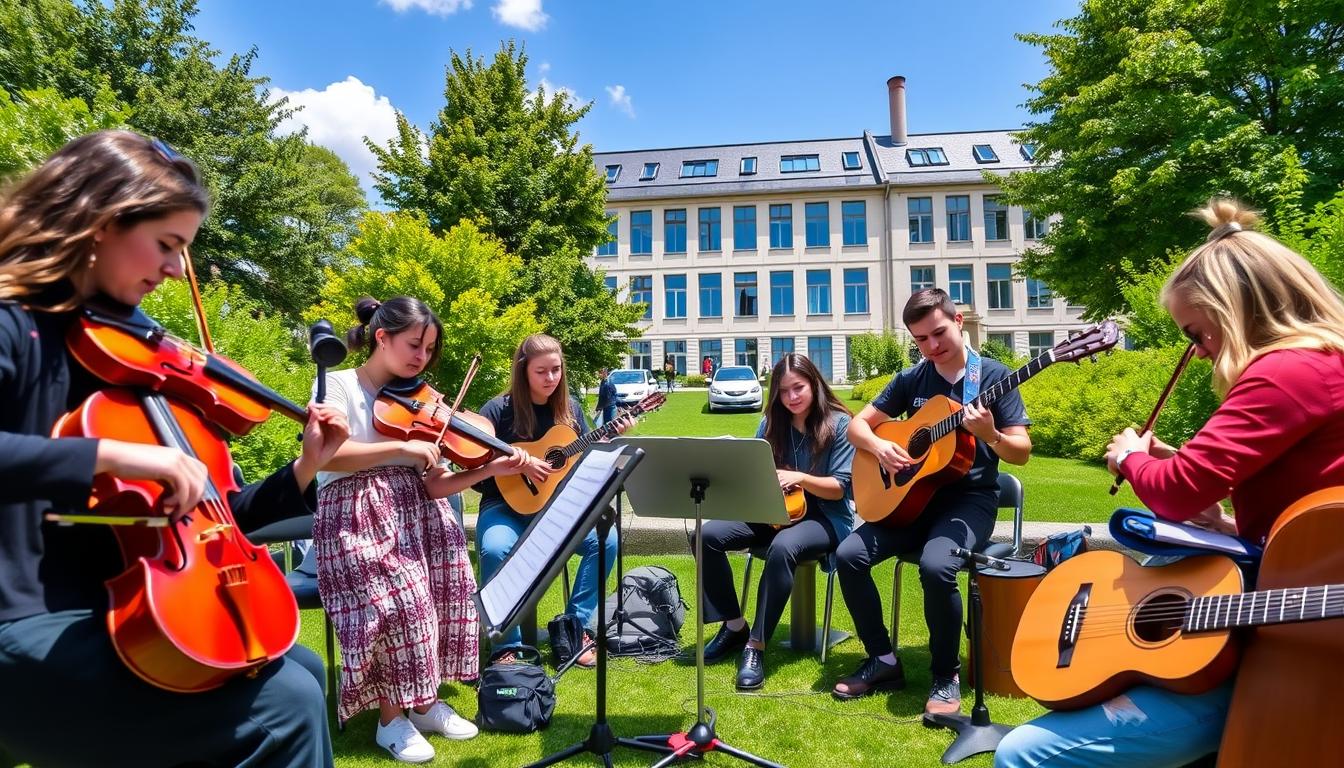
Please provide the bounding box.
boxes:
[614,436,790,768]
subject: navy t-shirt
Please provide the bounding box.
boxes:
[474,393,590,506]
[870,357,1031,492]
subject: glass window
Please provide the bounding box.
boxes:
[769,204,793,249]
[734,271,758,317]
[740,156,757,175]
[1021,143,1037,161]
[842,151,862,170]
[769,270,793,316]
[910,265,935,292]
[597,214,618,256]
[806,269,831,315]
[1025,210,1049,240]
[733,205,756,251]
[984,196,1009,241]
[630,275,653,320]
[604,275,618,294]
[948,265,973,306]
[987,332,1014,350]
[664,274,687,319]
[987,263,1013,309]
[699,338,722,371]
[843,268,869,314]
[780,154,821,172]
[908,197,934,243]
[664,209,687,254]
[734,338,758,370]
[947,195,970,242]
[630,210,652,255]
[842,201,867,245]
[1027,279,1054,309]
[639,162,659,181]
[1028,331,1054,358]
[808,336,834,381]
[680,159,719,177]
[907,147,949,166]
[771,337,795,366]
[972,144,999,163]
[698,207,721,251]
[804,202,829,248]
[663,340,686,375]
[698,273,722,318]
[629,340,651,371]
[604,164,621,183]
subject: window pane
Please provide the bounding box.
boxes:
[987,263,1013,309]
[806,269,831,314]
[771,337,795,366]
[807,336,833,381]
[910,266,935,292]
[734,271,758,317]
[734,338,758,369]
[699,338,723,372]
[663,340,687,375]
[842,151,861,170]
[972,144,999,163]
[604,164,621,182]
[664,274,687,318]
[597,214,618,256]
[733,205,756,250]
[639,162,659,180]
[740,157,757,175]
[983,196,1008,241]
[843,267,868,314]
[947,195,970,242]
[948,265,973,306]
[1024,210,1049,239]
[630,275,653,319]
[664,209,687,253]
[1028,332,1054,357]
[769,270,794,316]
[698,273,722,318]
[629,340,651,371]
[630,210,652,254]
[604,275,617,293]
[908,197,933,243]
[842,200,867,245]
[804,202,829,247]
[1027,278,1054,309]
[698,207,721,251]
[769,204,793,249]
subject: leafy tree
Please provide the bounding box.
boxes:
[368,42,642,384]
[998,0,1344,317]
[0,87,129,181]
[305,212,542,406]
[979,338,1023,368]
[847,330,909,380]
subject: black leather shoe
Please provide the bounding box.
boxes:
[832,656,906,700]
[736,647,765,690]
[704,623,749,663]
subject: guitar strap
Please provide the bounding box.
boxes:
[963,345,982,405]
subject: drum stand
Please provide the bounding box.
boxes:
[923,554,1013,764]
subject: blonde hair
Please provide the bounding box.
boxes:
[0,130,208,311]
[1162,198,1344,395]
[508,333,577,439]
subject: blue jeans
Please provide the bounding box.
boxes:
[994,683,1232,768]
[477,496,618,648]
[599,405,617,426]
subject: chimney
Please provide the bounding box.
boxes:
[887,76,907,146]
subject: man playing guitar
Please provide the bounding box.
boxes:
[833,288,1032,714]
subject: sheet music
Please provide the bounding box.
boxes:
[478,447,623,630]
[1125,515,1257,557]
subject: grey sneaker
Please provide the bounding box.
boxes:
[925,674,961,716]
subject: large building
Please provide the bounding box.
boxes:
[588,76,1089,382]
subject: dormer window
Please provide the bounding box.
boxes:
[972,145,999,163]
[906,148,949,167]
[740,157,757,175]
[1020,143,1038,161]
[639,162,660,181]
[842,151,862,170]
[680,160,719,178]
[604,164,621,183]
[780,154,821,173]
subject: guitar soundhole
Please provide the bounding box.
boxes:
[1132,592,1187,644]
[545,449,566,470]
[907,428,931,459]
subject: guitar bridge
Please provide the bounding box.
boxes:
[1057,583,1091,668]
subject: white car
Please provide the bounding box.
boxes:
[609,368,659,405]
[707,366,762,412]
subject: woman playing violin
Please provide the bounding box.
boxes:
[692,352,855,690]
[995,199,1344,768]
[313,295,527,763]
[0,131,349,768]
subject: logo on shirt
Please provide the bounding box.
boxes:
[912,397,929,408]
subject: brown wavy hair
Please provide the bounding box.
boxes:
[508,333,577,440]
[763,352,852,470]
[0,130,209,310]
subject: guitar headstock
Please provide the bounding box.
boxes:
[634,391,667,413]
[1051,320,1120,363]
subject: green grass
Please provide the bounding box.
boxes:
[311,552,1048,767]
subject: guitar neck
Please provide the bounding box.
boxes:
[558,404,647,458]
[930,352,1054,441]
[1185,584,1344,633]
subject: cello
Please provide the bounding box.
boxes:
[51,250,305,693]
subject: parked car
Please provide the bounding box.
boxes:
[609,368,659,405]
[707,365,762,412]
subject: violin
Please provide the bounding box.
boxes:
[372,377,518,469]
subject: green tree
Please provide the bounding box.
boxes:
[305,212,542,405]
[0,87,129,181]
[998,0,1344,317]
[368,42,642,384]
[847,330,909,380]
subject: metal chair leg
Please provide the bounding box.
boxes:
[324,613,341,731]
[890,561,904,652]
[821,567,836,664]
[739,553,755,616]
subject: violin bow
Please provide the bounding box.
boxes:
[180,246,215,354]
[1109,343,1196,495]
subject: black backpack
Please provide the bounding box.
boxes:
[603,565,687,662]
[475,646,556,733]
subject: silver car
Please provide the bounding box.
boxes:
[707,365,762,412]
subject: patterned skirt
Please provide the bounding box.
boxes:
[315,466,480,722]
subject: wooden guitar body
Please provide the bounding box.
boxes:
[495,423,581,515]
[852,394,976,526]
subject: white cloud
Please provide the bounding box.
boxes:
[606,85,635,118]
[381,0,472,16]
[493,0,547,30]
[537,77,579,105]
[270,76,401,197]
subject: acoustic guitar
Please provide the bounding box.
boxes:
[497,392,665,515]
[774,484,807,529]
[1010,510,1344,711]
[853,322,1118,527]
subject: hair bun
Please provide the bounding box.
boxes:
[1197,198,1260,242]
[354,296,381,325]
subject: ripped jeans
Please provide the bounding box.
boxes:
[994,683,1232,768]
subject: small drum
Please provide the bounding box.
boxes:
[968,559,1046,698]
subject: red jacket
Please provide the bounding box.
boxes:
[1121,348,1344,544]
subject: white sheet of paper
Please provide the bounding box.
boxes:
[1143,517,1255,556]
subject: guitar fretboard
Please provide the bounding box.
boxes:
[1185,585,1344,632]
[928,352,1053,442]
[559,404,651,459]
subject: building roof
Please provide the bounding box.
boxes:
[592,129,1038,200]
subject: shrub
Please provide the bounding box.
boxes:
[683,374,707,388]
[847,330,909,380]
[850,374,895,403]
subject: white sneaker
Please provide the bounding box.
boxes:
[408,700,480,740]
[375,716,435,763]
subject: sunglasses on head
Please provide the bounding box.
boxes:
[151,138,183,164]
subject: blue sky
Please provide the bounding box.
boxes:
[192,0,1080,198]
